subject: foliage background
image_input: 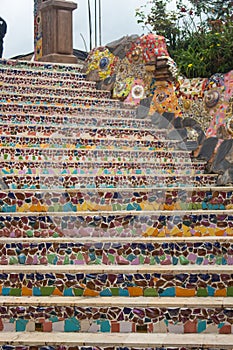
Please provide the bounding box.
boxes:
[135,0,233,78]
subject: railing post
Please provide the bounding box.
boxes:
[39,0,78,63]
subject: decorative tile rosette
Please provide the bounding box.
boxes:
[149,81,181,117]
[86,47,118,80]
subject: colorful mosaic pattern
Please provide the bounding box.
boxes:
[86,34,172,106]
[0,102,136,120]
[0,58,233,343]
[0,190,232,213]
[86,48,118,80]
[0,59,83,73]
[1,83,110,100]
[0,213,232,238]
[149,81,181,117]
[0,92,122,109]
[85,34,233,142]
[0,270,233,298]
[0,111,153,130]
[0,174,218,189]
[126,34,169,63]
[0,239,232,266]
[0,304,233,333]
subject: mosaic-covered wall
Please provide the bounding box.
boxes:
[85,34,233,140]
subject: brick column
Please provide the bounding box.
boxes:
[39,0,78,63]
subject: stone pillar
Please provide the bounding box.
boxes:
[39,0,77,63]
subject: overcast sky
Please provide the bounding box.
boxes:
[1,0,148,58]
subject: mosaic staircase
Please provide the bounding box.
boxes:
[0,58,233,350]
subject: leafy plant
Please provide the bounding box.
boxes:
[135,0,233,78]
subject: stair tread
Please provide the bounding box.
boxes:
[1,264,232,273]
[0,58,84,69]
[0,185,230,192]
[2,82,108,93]
[0,122,159,133]
[0,112,154,125]
[0,236,232,243]
[0,296,232,307]
[0,332,232,347]
[0,91,123,105]
[0,101,136,114]
[0,208,229,214]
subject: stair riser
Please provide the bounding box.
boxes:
[0,149,193,164]
[0,103,136,119]
[1,85,110,100]
[0,113,155,131]
[1,174,217,189]
[0,305,232,333]
[1,74,96,88]
[0,240,232,266]
[0,167,201,179]
[0,157,204,176]
[0,135,182,151]
[0,59,84,73]
[0,271,233,298]
[0,126,163,142]
[0,190,232,213]
[0,93,122,109]
[0,68,85,80]
[0,213,231,238]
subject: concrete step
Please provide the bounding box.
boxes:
[1,83,111,100]
[0,167,205,180]
[0,265,233,298]
[0,92,124,110]
[0,209,231,238]
[0,124,176,146]
[1,173,218,189]
[1,71,97,89]
[0,111,156,131]
[0,332,232,348]
[0,236,232,266]
[0,59,84,76]
[0,150,205,174]
[0,131,183,151]
[0,123,163,140]
[0,147,193,161]
[0,101,137,120]
[0,297,232,334]
[0,187,232,213]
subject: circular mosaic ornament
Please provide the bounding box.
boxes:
[86,48,118,80]
[183,99,192,110]
[99,56,110,70]
[132,85,145,99]
[204,90,220,108]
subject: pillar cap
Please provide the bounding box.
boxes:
[40,0,77,11]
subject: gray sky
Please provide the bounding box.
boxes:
[1,0,147,58]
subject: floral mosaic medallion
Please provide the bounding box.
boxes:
[149,81,181,117]
[86,48,118,80]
